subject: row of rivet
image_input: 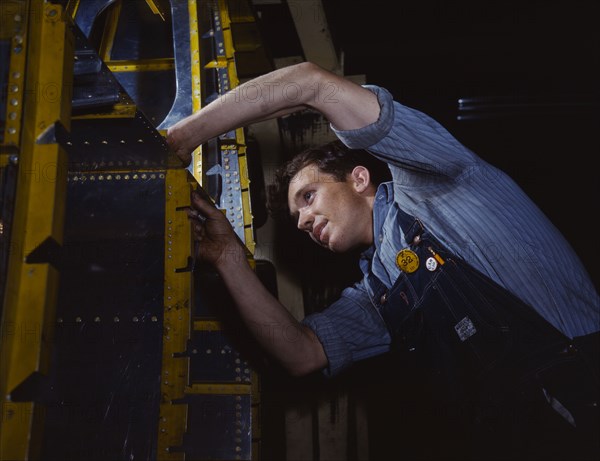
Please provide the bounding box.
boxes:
[6,7,64,137]
[215,10,248,457]
[67,159,163,168]
[5,65,22,136]
[57,316,159,323]
[65,139,150,146]
[68,173,164,181]
[233,392,246,456]
[223,152,244,229]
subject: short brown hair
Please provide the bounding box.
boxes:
[267,140,391,220]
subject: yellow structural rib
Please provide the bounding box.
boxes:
[189,0,204,184]
[107,58,175,72]
[1,0,28,150]
[157,168,195,460]
[217,0,255,254]
[0,2,73,459]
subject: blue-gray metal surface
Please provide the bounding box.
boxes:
[74,0,118,38]
[39,173,166,461]
[157,0,194,129]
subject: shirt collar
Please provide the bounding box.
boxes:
[376,181,394,204]
[360,181,394,263]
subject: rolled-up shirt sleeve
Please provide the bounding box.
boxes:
[331,85,480,180]
[301,281,391,378]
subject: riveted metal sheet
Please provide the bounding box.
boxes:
[36,172,166,461]
[58,112,173,170]
[62,171,165,247]
[188,330,252,384]
[181,394,252,460]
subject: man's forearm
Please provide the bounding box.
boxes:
[168,63,319,156]
[214,252,328,377]
[166,61,380,162]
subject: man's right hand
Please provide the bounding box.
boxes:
[189,190,246,269]
[166,123,194,167]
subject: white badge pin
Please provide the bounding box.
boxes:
[425,256,438,272]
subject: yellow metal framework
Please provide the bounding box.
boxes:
[158,168,194,460]
[1,0,264,458]
[188,0,204,183]
[0,2,73,459]
[1,0,29,151]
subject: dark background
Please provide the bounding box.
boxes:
[260,0,600,290]
[328,0,600,290]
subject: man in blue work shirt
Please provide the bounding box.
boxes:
[167,62,599,460]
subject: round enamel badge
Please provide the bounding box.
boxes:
[395,248,419,274]
[425,256,438,272]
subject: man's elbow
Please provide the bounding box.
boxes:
[287,61,330,105]
[294,60,324,77]
[283,330,328,378]
[285,356,327,378]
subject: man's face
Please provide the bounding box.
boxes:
[287,164,374,253]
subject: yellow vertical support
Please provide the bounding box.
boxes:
[0,2,73,459]
[65,0,81,19]
[237,141,255,253]
[218,0,240,90]
[157,169,193,459]
[188,0,204,184]
[2,0,28,149]
[218,0,255,255]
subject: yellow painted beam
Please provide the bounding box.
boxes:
[193,320,224,331]
[217,0,255,254]
[186,384,252,395]
[2,0,28,148]
[107,58,175,73]
[70,99,137,119]
[157,168,194,460]
[188,0,203,184]
[0,2,73,459]
[66,0,81,19]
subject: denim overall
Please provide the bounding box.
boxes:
[373,210,599,460]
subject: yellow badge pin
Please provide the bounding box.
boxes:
[396,248,420,273]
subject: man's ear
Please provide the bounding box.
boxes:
[351,166,371,193]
